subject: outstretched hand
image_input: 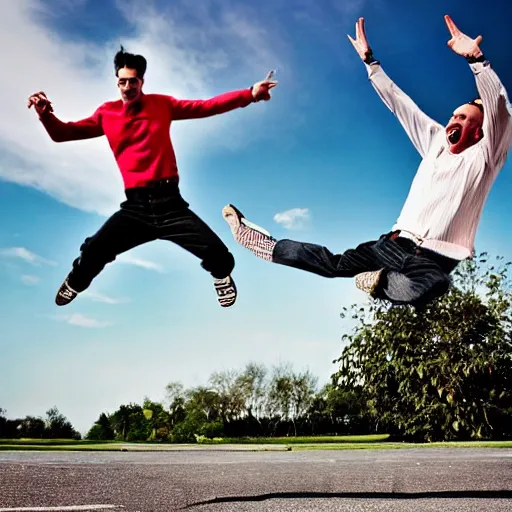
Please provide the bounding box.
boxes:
[444,15,483,59]
[27,91,54,115]
[347,17,373,63]
[252,71,278,102]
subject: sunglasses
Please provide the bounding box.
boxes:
[117,77,140,86]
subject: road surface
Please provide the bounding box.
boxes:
[1,448,512,511]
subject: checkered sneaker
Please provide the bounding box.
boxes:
[214,275,237,307]
[55,278,78,306]
[355,269,384,296]
[222,204,276,262]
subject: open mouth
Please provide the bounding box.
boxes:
[447,125,462,144]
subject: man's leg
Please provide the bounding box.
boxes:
[222,204,457,308]
[56,209,157,305]
[157,207,237,308]
[374,244,459,308]
[222,204,383,277]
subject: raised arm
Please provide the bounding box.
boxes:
[170,73,278,121]
[348,18,443,158]
[444,15,512,166]
[28,91,104,142]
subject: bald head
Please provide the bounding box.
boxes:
[445,102,484,154]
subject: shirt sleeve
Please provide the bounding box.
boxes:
[168,88,254,120]
[366,62,443,158]
[469,60,512,167]
[39,106,104,142]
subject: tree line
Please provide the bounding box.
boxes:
[2,254,512,443]
[0,363,372,442]
[0,406,80,440]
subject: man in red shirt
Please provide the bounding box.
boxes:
[28,46,277,308]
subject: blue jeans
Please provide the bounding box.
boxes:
[272,232,460,308]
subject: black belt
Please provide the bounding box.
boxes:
[125,178,181,202]
[144,178,178,188]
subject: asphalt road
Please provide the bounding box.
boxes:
[1,448,512,511]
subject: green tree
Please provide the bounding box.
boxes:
[44,407,80,439]
[110,403,149,441]
[0,408,6,437]
[238,362,268,419]
[18,416,46,438]
[209,370,246,422]
[142,398,169,441]
[333,254,512,442]
[266,363,318,435]
[86,413,115,440]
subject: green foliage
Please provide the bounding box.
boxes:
[170,409,205,443]
[200,421,224,438]
[86,413,115,441]
[44,407,81,440]
[0,407,80,440]
[333,254,512,442]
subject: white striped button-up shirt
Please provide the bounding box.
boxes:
[366,60,512,260]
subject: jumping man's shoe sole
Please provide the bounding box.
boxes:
[55,278,78,306]
[355,269,384,296]
[214,275,237,307]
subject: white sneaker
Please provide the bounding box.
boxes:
[222,204,276,262]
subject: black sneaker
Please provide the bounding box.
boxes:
[222,204,276,261]
[55,278,78,306]
[214,275,237,307]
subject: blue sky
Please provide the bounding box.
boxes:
[0,0,511,435]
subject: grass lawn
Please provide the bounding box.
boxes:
[291,440,512,450]
[219,434,390,444]
[1,435,512,451]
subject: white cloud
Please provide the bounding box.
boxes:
[0,0,287,217]
[273,207,311,230]
[117,253,165,273]
[0,247,56,266]
[21,274,40,286]
[82,290,130,304]
[52,313,112,328]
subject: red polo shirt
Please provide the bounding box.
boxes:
[38,89,255,189]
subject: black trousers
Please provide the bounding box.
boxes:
[272,232,460,308]
[66,179,234,292]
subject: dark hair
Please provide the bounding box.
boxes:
[468,98,484,113]
[114,45,147,78]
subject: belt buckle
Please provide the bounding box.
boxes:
[404,231,423,246]
[392,230,423,246]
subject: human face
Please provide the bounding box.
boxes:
[117,67,143,103]
[445,103,484,154]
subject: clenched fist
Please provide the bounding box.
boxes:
[27,91,54,116]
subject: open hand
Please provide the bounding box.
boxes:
[348,17,373,63]
[251,71,278,102]
[444,15,483,59]
[27,91,54,115]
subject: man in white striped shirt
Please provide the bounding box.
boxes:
[222,15,512,309]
